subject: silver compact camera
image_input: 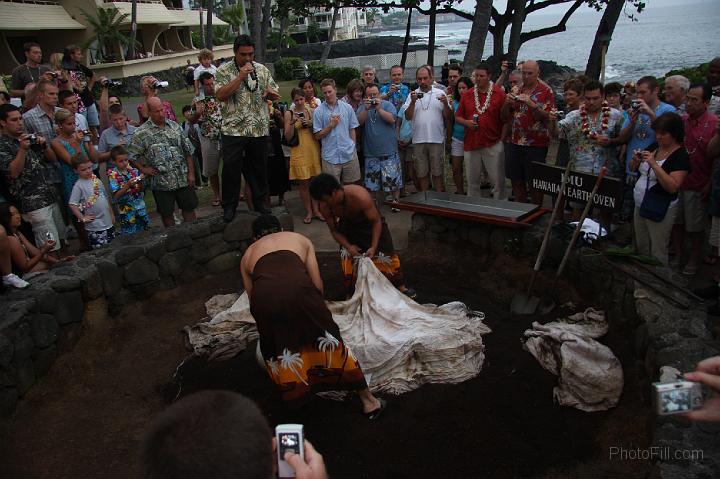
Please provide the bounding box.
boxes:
[631,99,641,109]
[370,99,378,105]
[652,380,703,415]
[152,80,169,89]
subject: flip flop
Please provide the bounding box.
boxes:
[212,199,221,207]
[313,215,326,222]
[703,255,719,265]
[401,287,417,300]
[363,398,386,421]
[303,216,313,224]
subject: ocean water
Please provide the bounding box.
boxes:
[376,1,719,81]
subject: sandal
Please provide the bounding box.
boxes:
[363,398,386,421]
[303,216,313,224]
[313,215,326,222]
[401,287,417,300]
[704,255,719,265]
[212,199,221,207]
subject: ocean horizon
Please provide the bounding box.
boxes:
[375,1,719,81]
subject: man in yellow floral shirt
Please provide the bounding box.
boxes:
[216,35,280,222]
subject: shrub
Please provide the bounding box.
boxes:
[327,67,360,89]
[274,57,304,81]
[306,61,329,82]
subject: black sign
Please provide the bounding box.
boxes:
[529,162,623,211]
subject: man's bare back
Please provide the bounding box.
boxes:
[240,231,324,297]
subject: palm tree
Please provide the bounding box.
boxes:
[317,332,340,368]
[222,4,245,34]
[320,6,340,65]
[306,21,321,44]
[127,0,138,59]
[266,357,280,380]
[279,348,307,385]
[80,7,139,63]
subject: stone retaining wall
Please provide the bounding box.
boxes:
[0,212,292,417]
[409,212,720,478]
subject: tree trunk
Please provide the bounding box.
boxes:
[427,0,437,67]
[462,0,492,68]
[400,8,413,69]
[585,0,625,80]
[320,6,340,65]
[206,0,214,50]
[199,7,205,48]
[250,0,263,49]
[279,16,290,55]
[507,0,525,62]
[242,1,250,35]
[492,16,509,58]
[258,0,272,62]
[127,0,138,59]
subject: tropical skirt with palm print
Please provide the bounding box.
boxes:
[265,334,367,406]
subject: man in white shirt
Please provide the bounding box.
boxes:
[403,65,452,192]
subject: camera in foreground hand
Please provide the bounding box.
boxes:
[27,133,44,152]
[276,424,304,478]
[652,380,703,415]
[416,92,424,99]
[631,99,641,110]
[102,78,122,88]
[152,80,169,89]
[370,99,378,105]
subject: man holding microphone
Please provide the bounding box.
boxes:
[216,35,280,222]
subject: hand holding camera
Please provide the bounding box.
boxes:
[682,356,720,422]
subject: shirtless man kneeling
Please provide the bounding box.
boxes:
[309,173,416,298]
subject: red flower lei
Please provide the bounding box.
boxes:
[579,101,611,138]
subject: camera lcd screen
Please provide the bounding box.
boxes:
[660,388,691,413]
[279,432,300,456]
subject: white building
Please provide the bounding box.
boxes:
[293,7,367,41]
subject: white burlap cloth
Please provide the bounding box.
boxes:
[522,308,624,411]
[184,257,491,394]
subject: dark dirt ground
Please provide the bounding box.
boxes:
[1,252,651,479]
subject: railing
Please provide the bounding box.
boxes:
[324,49,449,70]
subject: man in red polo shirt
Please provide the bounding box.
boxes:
[501,59,555,204]
[672,83,718,275]
[455,63,507,199]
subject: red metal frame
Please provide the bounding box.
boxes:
[387,201,550,228]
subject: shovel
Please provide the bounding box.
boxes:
[538,165,608,314]
[511,159,575,314]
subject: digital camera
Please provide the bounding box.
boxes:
[416,92,424,99]
[102,78,122,87]
[27,133,38,144]
[652,380,703,415]
[631,99,641,109]
[370,99,379,105]
[276,424,304,478]
[152,80,169,89]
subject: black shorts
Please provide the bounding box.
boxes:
[153,186,198,217]
[505,143,548,181]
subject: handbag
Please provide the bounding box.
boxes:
[281,129,299,147]
[638,171,672,222]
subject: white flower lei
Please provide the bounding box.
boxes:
[473,81,494,115]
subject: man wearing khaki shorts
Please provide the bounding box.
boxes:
[403,65,452,192]
[672,84,718,275]
[313,79,361,184]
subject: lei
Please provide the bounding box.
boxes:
[473,81,495,116]
[579,101,610,138]
[81,175,102,211]
[110,168,143,196]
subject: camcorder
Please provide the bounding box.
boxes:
[102,78,123,87]
[652,380,704,415]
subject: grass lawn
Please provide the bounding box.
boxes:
[121,80,301,117]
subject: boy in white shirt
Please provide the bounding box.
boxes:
[68,157,115,249]
[193,49,217,99]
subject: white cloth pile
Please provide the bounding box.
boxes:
[184,257,491,394]
[569,218,607,245]
[522,307,623,411]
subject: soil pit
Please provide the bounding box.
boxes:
[0,253,651,478]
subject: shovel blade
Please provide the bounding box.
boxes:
[510,293,540,315]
